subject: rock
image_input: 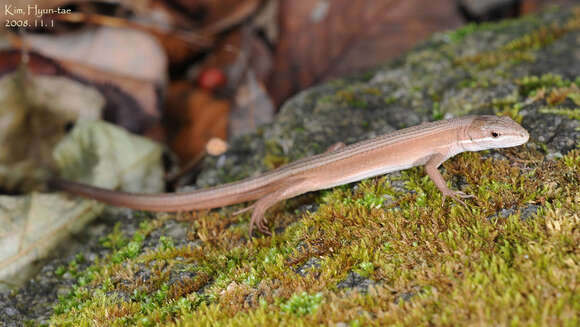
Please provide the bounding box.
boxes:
[2,6,579,325]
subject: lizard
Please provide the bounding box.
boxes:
[50,115,530,235]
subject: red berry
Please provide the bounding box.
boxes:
[197,67,226,91]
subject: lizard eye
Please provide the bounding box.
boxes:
[491,132,499,138]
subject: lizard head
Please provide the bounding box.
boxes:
[463,115,529,151]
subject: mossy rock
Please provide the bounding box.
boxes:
[2,6,579,327]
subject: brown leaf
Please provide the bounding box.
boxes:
[58,58,161,134]
[23,26,167,84]
[0,55,105,192]
[0,49,160,135]
[169,90,229,163]
[135,0,261,63]
[269,0,464,105]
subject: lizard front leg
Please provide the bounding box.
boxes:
[424,154,474,206]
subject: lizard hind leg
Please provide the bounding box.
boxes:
[248,179,311,236]
[233,204,255,216]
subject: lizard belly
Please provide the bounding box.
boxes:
[315,162,414,191]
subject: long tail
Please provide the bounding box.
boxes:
[48,177,269,212]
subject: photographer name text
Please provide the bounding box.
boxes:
[5,4,71,18]
[4,4,72,28]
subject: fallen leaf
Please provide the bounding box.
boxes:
[169,90,229,163]
[0,192,101,290]
[269,0,463,105]
[53,119,165,192]
[0,66,104,193]
[23,26,167,84]
[0,119,164,290]
[0,49,161,135]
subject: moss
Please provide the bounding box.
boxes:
[502,23,569,51]
[280,292,323,316]
[518,73,572,96]
[384,96,397,105]
[100,223,129,251]
[432,102,444,120]
[455,51,535,69]
[49,145,580,326]
[567,92,580,106]
[455,11,580,69]
[263,140,290,169]
[446,22,479,42]
[445,14,541,43]
[545,85,580,105]
[44,7,580,327]
[336,90,369,109]
[539,107,580,120]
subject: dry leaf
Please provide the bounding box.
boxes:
[0,193,102,290]
[169,90,229,163]
[0,48,161,135]
[0,67,104,192]
[58,57,161,134]
[0,119,165,290]
[23,26,167,84]
[269,0,463,104]
[53,119,165,192]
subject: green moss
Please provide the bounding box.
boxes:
[432,102,444,120]
[280,292,323,316]
[49,148,580,326]
[46,7,580,326]
[111,233,144,264]
[455,11,580,69]
[336,90,369,108]
[263,140,289,169]
[355,261,375,278]
[455,51,535,69]
[567,92,580,105]
[518,73,571,96]
[502,23,568,51]
[318,95,334,104]
[384,96,397,105]
[445,14,540,43]
[539,107,580,120]
[100,223,129,251]
[361,71,375,82]
[446,23,478,42]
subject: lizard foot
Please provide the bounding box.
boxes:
[247,178,309,237]
[249,214,271,236]
[441,190,474,207]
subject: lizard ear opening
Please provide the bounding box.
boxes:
[491,131,499,138]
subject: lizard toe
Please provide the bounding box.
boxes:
[258,221,271,235]
[441,190,472,206]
